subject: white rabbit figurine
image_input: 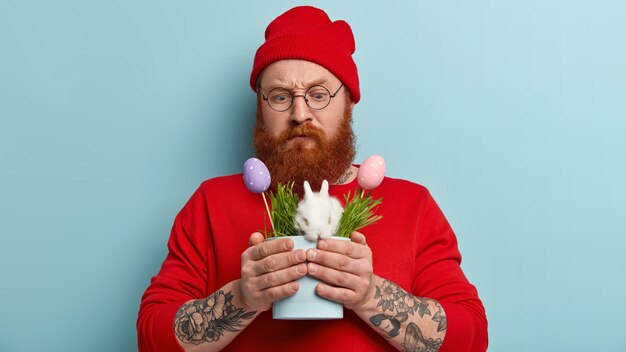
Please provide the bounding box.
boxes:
[294,180,344,242]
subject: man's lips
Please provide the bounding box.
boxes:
[285,134,318,148]
[288,136,314,145]
[285,126,323,144]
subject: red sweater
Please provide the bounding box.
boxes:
[137,174,488,351]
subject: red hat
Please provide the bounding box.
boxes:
[250,6,360,103]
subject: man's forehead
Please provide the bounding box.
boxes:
[259,60,339,89]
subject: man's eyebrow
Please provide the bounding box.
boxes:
[306,78,330,87]
[263,77,330,90]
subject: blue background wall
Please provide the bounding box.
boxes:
[1,1,625,351]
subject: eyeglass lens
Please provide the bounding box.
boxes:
[266,85,333,111]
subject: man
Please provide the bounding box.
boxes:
[138,6,487,352]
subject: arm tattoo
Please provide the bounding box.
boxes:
[174,290,256,345]
[402,322,443,352]
[368,279,447,341]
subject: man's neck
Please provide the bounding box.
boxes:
[334,165,358,185]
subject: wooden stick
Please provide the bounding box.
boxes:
[261,192,275,236]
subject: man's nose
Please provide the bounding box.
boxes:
[290,94,313,124]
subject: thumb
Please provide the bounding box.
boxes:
[249,232,265,247]
[350,231,367,245]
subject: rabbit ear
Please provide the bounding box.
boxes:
[304,181,313,198]
[321,180,329,194]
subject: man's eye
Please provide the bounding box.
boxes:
[271,94,290,103]
[309,92,328,101]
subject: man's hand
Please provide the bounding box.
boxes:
[305,231,375,310]
[239,232,308,312]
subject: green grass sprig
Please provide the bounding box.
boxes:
[266,182,299,237]
[335,187,383,238]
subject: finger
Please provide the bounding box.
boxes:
[314,283,356,306]
[350,231,367,245]
[246,237,294,261]
[259,281,300,303]
[317,238,369,259]
[307,262,362,289]
[252,249,307,276]
[252,263,307,290]
[249,232,265,246]
[306,249,364,275]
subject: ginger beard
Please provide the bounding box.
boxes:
[253,99,356,197]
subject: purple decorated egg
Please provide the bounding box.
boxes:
[243,157,271,193]
[357,155,386,190]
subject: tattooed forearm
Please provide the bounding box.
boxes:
[432,307,447,332]
[174,290,256,345]
[368,279,447,344]
[402,322,443,352]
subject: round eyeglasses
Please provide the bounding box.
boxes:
[260,84,344,112]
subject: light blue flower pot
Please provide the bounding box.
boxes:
[270,235,349,320]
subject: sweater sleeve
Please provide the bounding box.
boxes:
[411,190,488,352]
[137,186,214,352]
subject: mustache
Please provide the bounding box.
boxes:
[281,123,326,143]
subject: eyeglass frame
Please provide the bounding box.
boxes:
[258,84,344,112]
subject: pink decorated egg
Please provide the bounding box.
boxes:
[243,157,271,193]
[357,155,386,190]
